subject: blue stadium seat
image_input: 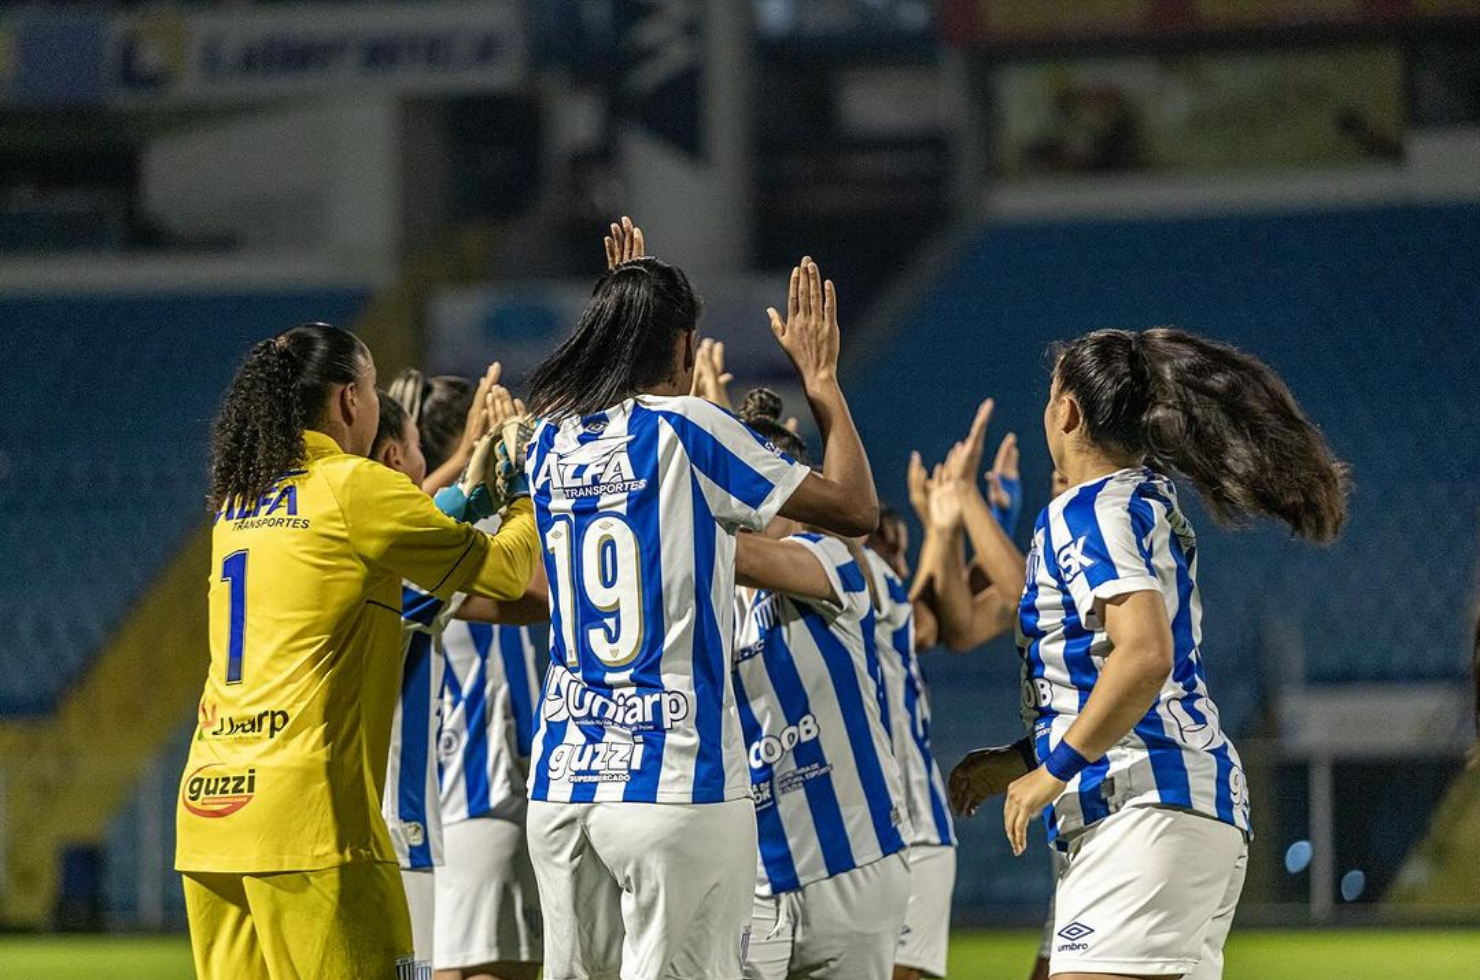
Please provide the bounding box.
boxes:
[0,290,368,715]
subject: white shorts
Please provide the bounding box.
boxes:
[745,851,911,980]
[1036,850,1068,961]
[527,798,757,980]
[434,817,543,970]
[401,867,435,978]
[1050,806,1248,979]
[897,845,955,978]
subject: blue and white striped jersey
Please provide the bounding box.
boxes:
[526,395,809,805]
[438,620,543,824]
[733,534,911,896]
[1019,467,1250,844]
[862,548,955,848]
[384,585,461,870]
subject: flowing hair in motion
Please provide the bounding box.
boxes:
[1053,327,1350,542]
[208,323,369,514]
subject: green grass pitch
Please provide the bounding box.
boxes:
[2,929,1478,979]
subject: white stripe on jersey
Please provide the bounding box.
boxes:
[385,586,462,870]
[438,620,543,824]
[734,534,911,896]
[527,395,808,805]
[1019,467,1250,844]
[861,548,956,848]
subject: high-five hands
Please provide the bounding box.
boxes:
[690,338,734,410]
[605,216,646,269]
[769,257,840,389]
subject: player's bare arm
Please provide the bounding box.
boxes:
[768,259,879,538]
[1003,589,1174,855]
[735,533,838,603]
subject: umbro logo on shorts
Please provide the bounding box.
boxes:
[1057,921,1095,943]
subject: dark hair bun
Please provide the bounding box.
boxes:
[738,387,784,425]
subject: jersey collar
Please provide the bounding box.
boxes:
[303,430,344,457]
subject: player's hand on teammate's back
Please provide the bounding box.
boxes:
[605,215,646,268]
[948,739,1034,817]
[769,258,840,388]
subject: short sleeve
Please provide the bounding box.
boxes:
[787,534,870,620]
[658,397,810,532]
[1051,484,1162,630]
[336,460,490,599]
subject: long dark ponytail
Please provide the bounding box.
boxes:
[1053,327,1349,543]
[527,258,701,420]
[208,323,370,513]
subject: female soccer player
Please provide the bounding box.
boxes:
[391,371,549,980]
[176,322,540,980]
[959,327,1348,980]
[521,219,878,980]
[727,389,912,980]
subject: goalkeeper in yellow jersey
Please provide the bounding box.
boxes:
[176,322,540,980]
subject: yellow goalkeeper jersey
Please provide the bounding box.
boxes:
[175,430,538,874]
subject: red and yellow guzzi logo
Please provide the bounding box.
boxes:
[181,764,257,818]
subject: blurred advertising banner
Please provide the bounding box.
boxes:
[428,277,797,389]
[992,47,1404,176]
[2,2,524,107]
[943,0,1480,47]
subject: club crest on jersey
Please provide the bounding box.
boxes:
[181,764,257,818]
[1056,536,1096,581]
[535,434,647,498]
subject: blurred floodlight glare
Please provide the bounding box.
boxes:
[1284,840,1314,874]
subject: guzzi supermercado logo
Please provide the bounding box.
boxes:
[182,764,258,818]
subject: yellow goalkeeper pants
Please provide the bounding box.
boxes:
[183,861,414,980]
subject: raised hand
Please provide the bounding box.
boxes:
[768,258,840,389]
[928,464,964,532]
[458,362,502,457]
[604,215,646,269]
[690,338,734,409]
[986,432,1020,509]
[907,451,934,526]
[959,398,995,484]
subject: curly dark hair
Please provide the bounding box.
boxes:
[1052,327,1350,542]
[208,323,370,514]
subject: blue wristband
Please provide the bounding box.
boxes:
[433,485,469,522]
[1044,741,1092,782]
[990,475,1023,536]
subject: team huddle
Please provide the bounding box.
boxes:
[176,218,1349,980]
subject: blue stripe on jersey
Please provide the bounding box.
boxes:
[800,609,906,858]
[498,627,536,757]
[1210,741,1237,825]
[401,586,445,628]
[653,409,783,514]
[399,631,435,868]
[686,474,726,803]
[898,622,953,844]
[609,406,669,802]
[1129,486,1196,798]
[1040,514,1110,827]
[761,611,857,877]
[461,624,495,813]
[734,667,800,892]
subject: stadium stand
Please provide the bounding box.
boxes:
[0,291,370,716]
